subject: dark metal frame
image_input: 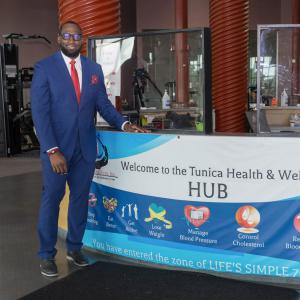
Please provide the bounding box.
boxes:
[256,24,300,134]
[0,46,8,156]
[87,28,212,134]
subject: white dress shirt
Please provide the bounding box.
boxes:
[61,51,82,91]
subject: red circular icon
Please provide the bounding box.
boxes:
[293,213,300,232]
[236,205,260,229]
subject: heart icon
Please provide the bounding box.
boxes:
[184,205,210,227]
[149,203,165,214]
[102,196,118,213]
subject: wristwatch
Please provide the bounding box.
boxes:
[47,148,60,156]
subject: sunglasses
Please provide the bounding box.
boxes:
[60,32,82,41]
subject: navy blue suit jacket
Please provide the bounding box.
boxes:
[31,51,125,162]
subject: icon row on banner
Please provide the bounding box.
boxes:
[88,193,276,234]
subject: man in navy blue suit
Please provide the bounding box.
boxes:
[31,21,147,277]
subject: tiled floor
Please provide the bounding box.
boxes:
[0,158,103,300]
[0,157,41,178]
[0,157,132,300]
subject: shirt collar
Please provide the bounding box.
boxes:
[60,51,81,68]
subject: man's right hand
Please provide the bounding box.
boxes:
[49,152,68,174]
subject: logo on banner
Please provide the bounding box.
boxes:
[121,203,138,220]
[88,193,97,207]
[103,196,118,213]
[184,205,210,228]
[235,205,260,234]
[95,134,108,170]
[121,203,139,234]
[293,213,300,232]
[144,203,172,229]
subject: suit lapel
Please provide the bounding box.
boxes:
[80,56,89,110]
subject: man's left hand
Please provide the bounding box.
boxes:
[123,123,150,133]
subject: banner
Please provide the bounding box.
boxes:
[83,131,300,280]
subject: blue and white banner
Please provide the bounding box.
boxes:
[83,131,300,279]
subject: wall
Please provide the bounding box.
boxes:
[136,0,293,32]
[0,0,58,68]
[249,0,281,30]
[136,0,175,31]
[121,0,137,33]
[136,0,210,31]
[280,0,293,24]
[188,0,209,28]
[0,0,295,67]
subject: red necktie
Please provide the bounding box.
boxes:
[70,59,80,104]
